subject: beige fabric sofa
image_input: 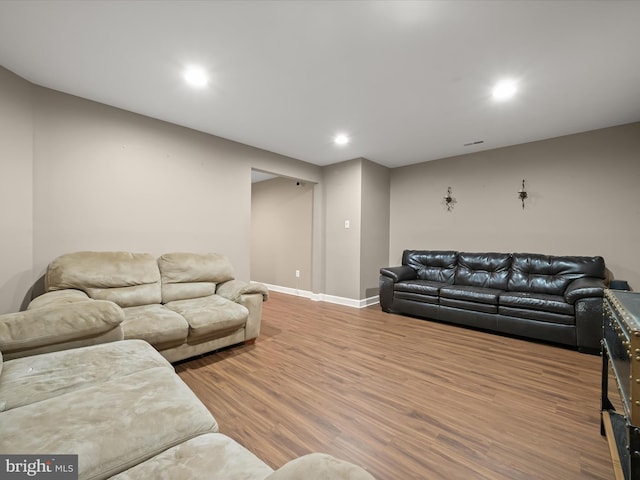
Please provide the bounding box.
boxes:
[0,339,375,480]
[6,251,269,362]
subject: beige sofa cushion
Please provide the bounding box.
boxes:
[0,340,171,411]
[110,433,274,480]
[122,305,189,349]
[0,367,218,480]
[162,282,217,303]
[86,283,162,308]
[46,251,162,307]
[0,300,124,358]
[110,435,377,480]
[158,252,235,303]
[165,295,248,340]
[265,454,376,480]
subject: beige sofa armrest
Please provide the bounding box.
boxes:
[266,453,376,480]
[27,289,90,310]
[216,279,269,302]
[217,280,268,341]
[0,300,124,360]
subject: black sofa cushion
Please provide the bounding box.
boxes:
[440,298,498,314]
[499,308,575,326]
[394,280,444,304]
[439,285,503,305]
[455,252,511,289]
[395,279,443,296]
[439,284,505,314]
[403,250,457,283]
[499,291,574,315]
[507,253,606,295]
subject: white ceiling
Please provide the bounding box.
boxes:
[1,0,639,169]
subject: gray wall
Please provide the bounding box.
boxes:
[323,157,390,302]
[251,176,313,291]
[0,67,322,312]
[389,122,640,288]
[32,87,254,271]
[2,64,638,313]
[323,159,362,299]
[0,67,33,313]
[360,159,390,299]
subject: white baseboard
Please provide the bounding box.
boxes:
[262,284,315,300]
[260,283,379,309]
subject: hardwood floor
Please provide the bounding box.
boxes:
[176,292,614,479]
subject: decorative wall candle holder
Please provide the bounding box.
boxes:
[518,179,528,209]
[443,186,456,211]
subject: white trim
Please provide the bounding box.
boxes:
[262,283,315,300]
[314,293,380,308]
[260,283,379,309]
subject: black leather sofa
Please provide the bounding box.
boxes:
[379,250,607,352]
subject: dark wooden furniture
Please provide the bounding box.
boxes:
[602,289,640,480]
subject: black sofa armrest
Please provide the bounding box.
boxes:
[564,277,606,304]
[379,265,417,283]
[575,297,604,352]
[379,266,416,313]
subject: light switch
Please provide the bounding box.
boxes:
[344,220,350,229]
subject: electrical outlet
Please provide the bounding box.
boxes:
[295,270,300,278]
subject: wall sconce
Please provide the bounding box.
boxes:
[443,186,456,211]
[518,179,528,209]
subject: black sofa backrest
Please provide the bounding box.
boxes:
[403,250,457,284]
[507,253,606,295]
[455,252,511,289]
[401,250,606,295]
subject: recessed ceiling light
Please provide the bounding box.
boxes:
[334,134,350,145]
[492,79,517,101]
[184,66,208,88]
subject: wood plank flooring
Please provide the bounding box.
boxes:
[176,292,614,479]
